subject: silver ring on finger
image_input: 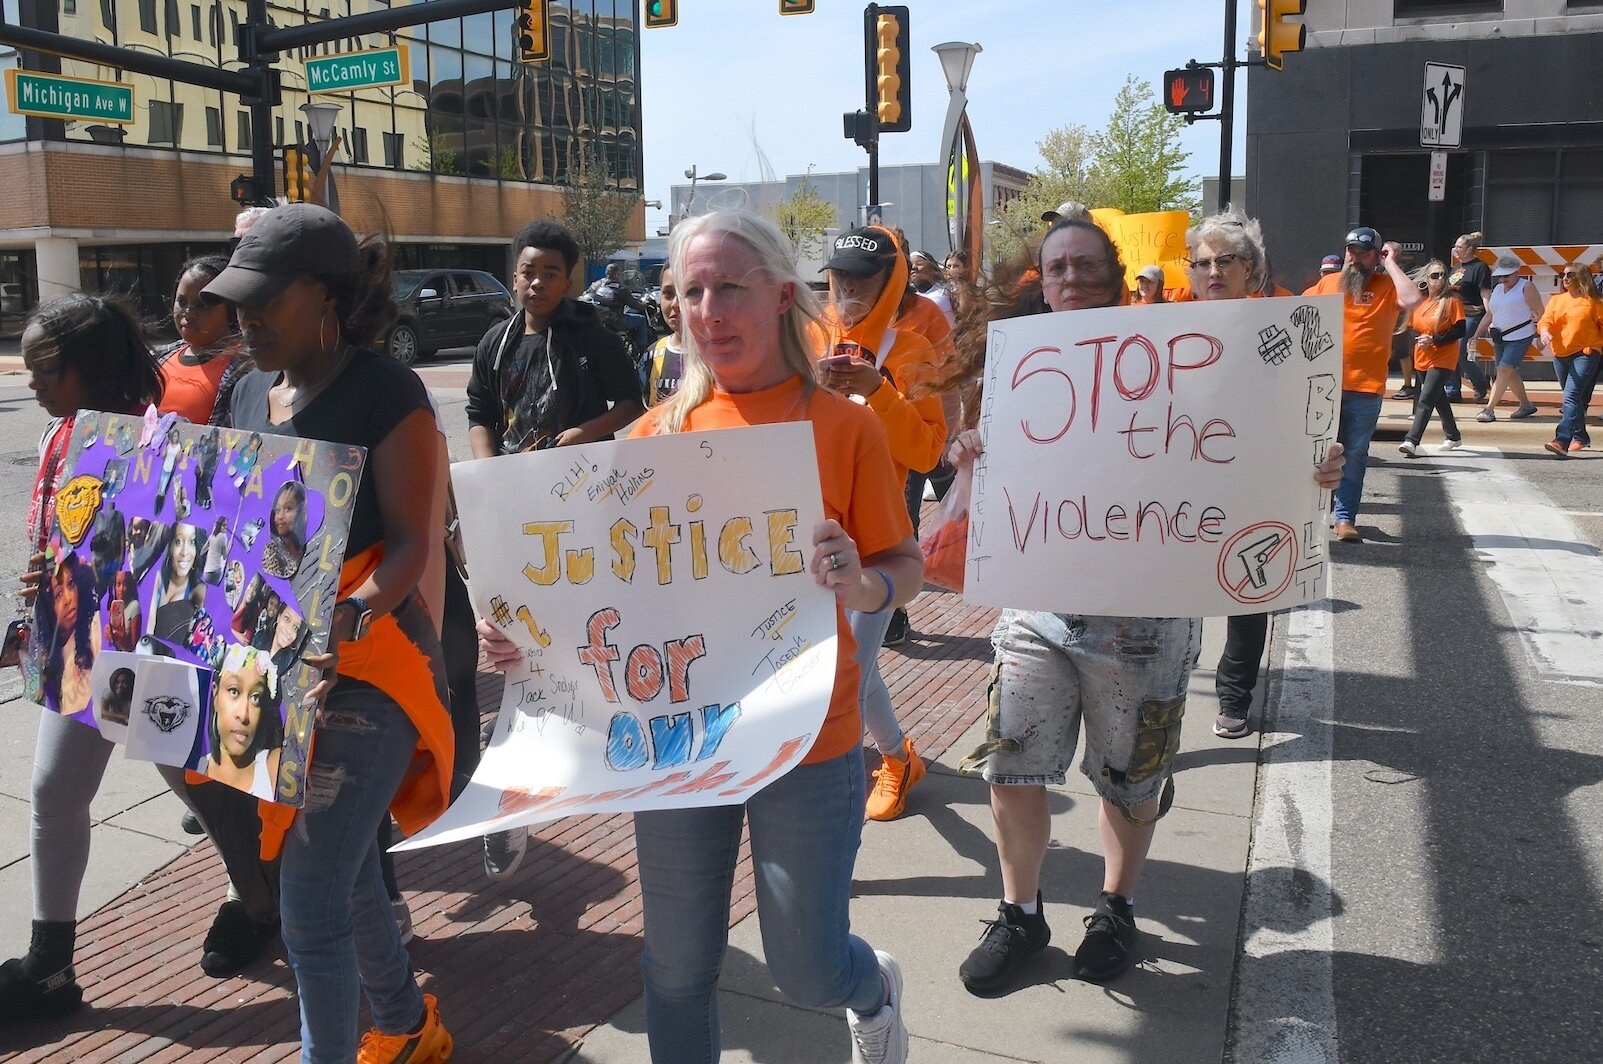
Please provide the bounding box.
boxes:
[829,552,845,571]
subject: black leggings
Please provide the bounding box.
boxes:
[1407,367,1462,445]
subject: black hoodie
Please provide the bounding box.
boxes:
[465,297,642,454]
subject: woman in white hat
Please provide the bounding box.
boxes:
[1470,255,1543,421]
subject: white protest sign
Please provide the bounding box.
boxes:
[965,295,1342,617]
[396,423,836,851]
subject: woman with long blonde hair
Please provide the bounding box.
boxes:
[1399,259,1467,456]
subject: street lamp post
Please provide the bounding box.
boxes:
[677,164,726,229]
[300,100,343,211]
[933,41,982,272]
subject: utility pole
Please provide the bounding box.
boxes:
[1217,0,1238,211]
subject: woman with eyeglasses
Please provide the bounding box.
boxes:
[1397,261,1467,458]
[944,216,1346,995]
[1536,264,1603,457]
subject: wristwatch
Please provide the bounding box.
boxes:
[335,596,374,642]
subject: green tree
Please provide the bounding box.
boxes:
[1086,75,1199,215]
[769,177,838,262]
[990,123,1100,264]
[409,132,461,175]
[559,144,638,271]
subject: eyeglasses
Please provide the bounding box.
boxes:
[1427,272,1445,280]
[1041,257,1109,285]
[1187,253,1243,273]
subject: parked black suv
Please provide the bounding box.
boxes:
[383,269,513,364]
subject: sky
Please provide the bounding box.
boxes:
[636,0,1254,235]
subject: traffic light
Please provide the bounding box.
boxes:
[516,0,549,63]
[869,5,910,134]
[229,174,256,206]
[643,0,677,28]
[779,0,815,13]
[1257,0,1306,72]
[282,147,313,202]
[1162,67,1215,114]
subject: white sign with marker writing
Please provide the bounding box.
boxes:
[964,296,1342,618]
[396,424,837,849]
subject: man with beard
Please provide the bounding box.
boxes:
[1304,226,1422,542]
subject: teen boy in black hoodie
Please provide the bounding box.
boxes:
[467,220,644,459]
[463,220,643,880]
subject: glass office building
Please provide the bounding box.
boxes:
[0,0,643,333]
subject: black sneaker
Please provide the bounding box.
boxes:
[882,608,910,648]
[199,900,278,978]
[1073,892,1136,982]
[180,809,204,835]
[958,894,1050,993]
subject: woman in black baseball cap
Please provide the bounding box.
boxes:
[203,204,457,1062]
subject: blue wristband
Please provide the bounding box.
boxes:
[867,567,894,615]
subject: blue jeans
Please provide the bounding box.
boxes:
[849,606,903,755]
[279,682,424,1064]
[633,748,884,1062]
[1455,312,1487,397]
[1554,351,1601,447]
[1333,390,1384,526]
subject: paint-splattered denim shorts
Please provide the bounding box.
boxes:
[962,610,1201,819]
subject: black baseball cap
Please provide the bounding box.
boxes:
[204,203,362,306]
[823,227,898,277]
[1344,226,1382,252]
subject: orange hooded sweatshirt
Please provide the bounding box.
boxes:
[818,227,947,478]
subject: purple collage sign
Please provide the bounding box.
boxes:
[27,408,366,806]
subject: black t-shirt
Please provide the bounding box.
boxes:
[1448,258,1491,313]
[494,326,638,453]
[229,348,431,557]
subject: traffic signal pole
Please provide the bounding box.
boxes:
[1217,0,1237,211]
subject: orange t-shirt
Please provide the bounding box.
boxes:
[1408,297,1466,372]
[1537,292,1603,356]
[631,377,913,766]
[158,346,232,424]
[1307,272,1402,394]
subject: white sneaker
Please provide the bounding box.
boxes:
[1440,438,1463,451]
[1398,440,1419,458]
[483,825,528,880]
[847,950,907,1064]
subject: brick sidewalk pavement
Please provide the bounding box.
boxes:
[0,587,998,1063]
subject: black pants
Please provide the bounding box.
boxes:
[183,776,280,920]
[1215,613,1270,715]
[1407,367,1462,445]
[442,558,483,791]
[904,462,957,538]
[379,557,485,898]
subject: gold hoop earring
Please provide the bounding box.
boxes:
[319,308,332,354]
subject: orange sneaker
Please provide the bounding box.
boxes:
[357,993,453,1064]
[866,738,926,822]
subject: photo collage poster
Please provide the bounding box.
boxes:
[27,408,366,806]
